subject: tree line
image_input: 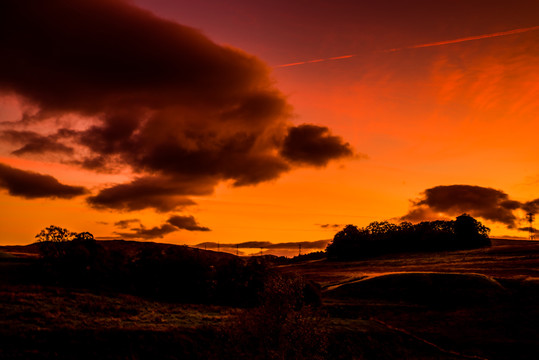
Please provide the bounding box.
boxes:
[33,225,320,308]
[326,214,490,260]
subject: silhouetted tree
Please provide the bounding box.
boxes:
[326,224,364,260]
[34,225,111,287]
[35,225,74,242]
[454,213,491,248]
[73,231,95,242]
[35,225,76,259]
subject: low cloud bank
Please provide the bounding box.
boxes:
[401,185,539,233]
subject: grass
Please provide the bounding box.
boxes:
[0,283,236,360]
[0,285,232,332]
[298,239,539,360]
[1,238,538,359]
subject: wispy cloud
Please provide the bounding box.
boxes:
[275,25,539,68]
[275,55,356,68]
[196,239,330,251]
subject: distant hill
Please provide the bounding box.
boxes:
[0,243,41,258]
[0,240,238,262]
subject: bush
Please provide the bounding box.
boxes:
[218,273,327,360]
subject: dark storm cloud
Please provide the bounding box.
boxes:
[0,0,356,211]
[114,224,178,240]
[0,162,87,199]
[401,185,520,227]
[0,0,275,115]
[167,215,210,232]
[87,175,215,212]
[281,124,354,166]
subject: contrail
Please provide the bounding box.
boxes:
[276,54,356,68]
[274,25,539,68]
[386,25,539,52]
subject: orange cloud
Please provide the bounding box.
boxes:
[1,0,355,214]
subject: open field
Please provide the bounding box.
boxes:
[0,284,232,360]
[279,239,539,285]
[281,239,539,360]
[1,239,538,359]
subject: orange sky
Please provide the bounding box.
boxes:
[1,0,538,247]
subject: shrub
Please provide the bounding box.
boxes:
[219,273,327,360]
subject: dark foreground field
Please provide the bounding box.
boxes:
[281,239,539,360]
[1,239,538,359]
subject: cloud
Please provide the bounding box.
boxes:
[401,185,523,228]
[281,124,354,166]
[114,219,141,229]
[518,226,537,233]
[1,0,273,116]
[319,223,342,229]
[167,215,210,232]
[196,239,330,250]
[114,224,178,240]
[113,214,209,239]
[0,162,87,199]
[1,130,74,156]
[235,241,274,248]
[400,206,451,222]
[522,199,539,214]
[0,0,356,211]
[266,240,330,250]
[87,175,214,212]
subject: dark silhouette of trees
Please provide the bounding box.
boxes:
[34,226,106,286]
[326,214,490,260]
[35,225,76,259]
[35,225,99,260]
[454,214,490,248]
[33,226,318,307]
[73,231,95,242]
[35,225,74,242]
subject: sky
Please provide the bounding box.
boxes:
[1,0,538,248]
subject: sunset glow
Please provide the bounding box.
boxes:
[1,0,538,248]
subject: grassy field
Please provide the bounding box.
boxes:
[279,239,539,284]
[281,239,539,360]
[1,239,538,359]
